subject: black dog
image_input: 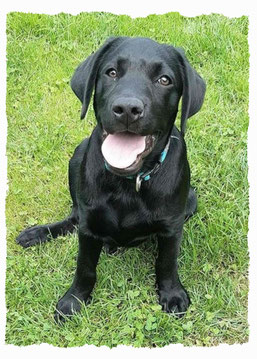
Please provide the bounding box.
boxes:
[16,37,206,322]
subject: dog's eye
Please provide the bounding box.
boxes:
[158,76,172,86]
[106,68,117,78]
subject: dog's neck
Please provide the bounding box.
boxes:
[142,129,173,171]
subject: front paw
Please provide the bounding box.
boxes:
[54,290,91,323]
[158,284,190,317]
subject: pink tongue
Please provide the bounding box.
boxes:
[101,132,146,169]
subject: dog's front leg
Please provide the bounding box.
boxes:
[156,233,190,317]
[54,231,103,322]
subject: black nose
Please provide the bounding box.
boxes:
[112,97,144,123]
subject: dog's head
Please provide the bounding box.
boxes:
[71,37,206,176]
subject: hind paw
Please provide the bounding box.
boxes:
[16,225,50,248]
[103,243,118,255]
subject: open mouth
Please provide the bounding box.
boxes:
[101,131,157,176]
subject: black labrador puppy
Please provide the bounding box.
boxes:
[16,37,206,322]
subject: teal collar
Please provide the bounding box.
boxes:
[105,134,179,192]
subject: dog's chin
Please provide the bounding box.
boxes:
[105,157,144,177]
[101,130,157,177]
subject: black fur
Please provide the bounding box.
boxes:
[16,37,206,322]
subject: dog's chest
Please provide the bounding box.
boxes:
[84,191,166,245]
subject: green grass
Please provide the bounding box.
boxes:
[5,12,249,347]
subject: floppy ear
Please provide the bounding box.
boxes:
[176,48,206,136]
[71,37,125,119]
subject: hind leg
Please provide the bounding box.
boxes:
[184,185,197,222]
[16,207,78,248]
[16,138,89,248]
